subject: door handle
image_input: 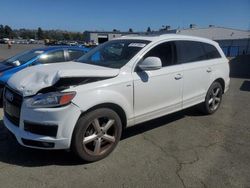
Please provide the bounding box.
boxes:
[207,67,212,73]
[175,74,183,80]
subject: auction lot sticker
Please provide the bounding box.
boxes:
[128,43,147,48]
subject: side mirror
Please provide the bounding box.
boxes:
[138,56,162,71]
[12,60,21,66]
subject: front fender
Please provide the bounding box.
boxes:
[72,88,134,122]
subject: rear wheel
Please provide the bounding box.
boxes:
[72,108,122,162]
[201,82,223,114]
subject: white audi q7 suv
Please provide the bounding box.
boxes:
[3,34,230,161]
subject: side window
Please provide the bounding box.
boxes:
[202,43,221,59]
[36,50,65,64]
[68,49,85,61]
[143,42,176,67]
[175,41,207,64]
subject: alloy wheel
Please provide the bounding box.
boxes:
[208,87,221,111]
[83,117,117,156]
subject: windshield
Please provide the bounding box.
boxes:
[76,39,150,68]
[2,50,43,66]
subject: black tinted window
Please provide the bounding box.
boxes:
[175,41,207,63]
[144,42,176,67]
[202,43,221,59]
[68,49,85,61]
[37,50,65,64]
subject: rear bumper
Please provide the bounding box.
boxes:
[224,77,230,93]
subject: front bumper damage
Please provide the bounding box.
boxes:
[4,101,81,149]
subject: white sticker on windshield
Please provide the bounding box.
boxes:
[34,51,44,54]
[128,43,146,48]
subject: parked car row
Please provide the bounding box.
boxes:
[44,39,78,46]
[44,39,98,47]
[0,38,11,44]
[0,38,43,44]
[0,46,89,99]
[2,34,230,162]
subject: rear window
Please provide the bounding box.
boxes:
[202,43,221,59]
[175,41,221,64]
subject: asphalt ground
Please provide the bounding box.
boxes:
[0,44,45,60]
[0,45,249,188]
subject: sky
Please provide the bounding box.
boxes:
[0,0,249,32]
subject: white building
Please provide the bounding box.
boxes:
[165,26,250,57]
[84,31,139,44]
[84,27,250,57]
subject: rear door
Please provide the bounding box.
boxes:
[132,41,183,124]
[175,41,213,108]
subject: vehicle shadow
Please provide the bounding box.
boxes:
[122,107,203,140]
[0,107,202,167]
[240,80,250,92]
[229,55,250,79]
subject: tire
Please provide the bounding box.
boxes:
[200,82,223,115]
[71,108,122,162]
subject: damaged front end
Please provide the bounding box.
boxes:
[37,76,111,94]
[24,77,114,108]
[6,62,120,97]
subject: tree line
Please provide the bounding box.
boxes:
[0,25,85,41]
[0,24,171,41]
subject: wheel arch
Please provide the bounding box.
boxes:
[213,78,225,93]
[80,103,128,130]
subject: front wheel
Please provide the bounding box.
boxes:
[71,108,122,162]
[200,82,223,114]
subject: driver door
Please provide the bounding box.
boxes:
[132,41,183,124]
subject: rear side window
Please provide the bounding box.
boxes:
[68,49,85,61]
[143,42,176,67]
[37,50,65,64]
[202,43,221,59]
[175,41,207,64]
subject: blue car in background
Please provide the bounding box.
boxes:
[0,46,90,99]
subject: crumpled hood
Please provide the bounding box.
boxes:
[7,61,120,97]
